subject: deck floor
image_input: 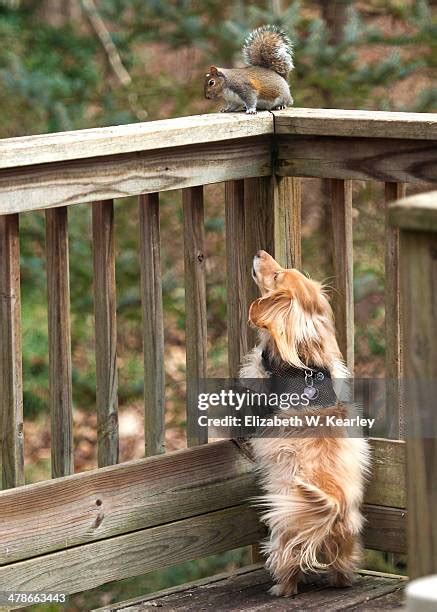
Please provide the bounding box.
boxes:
[97,564,406,611]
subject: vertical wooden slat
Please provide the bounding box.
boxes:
[92,201,119,467]
[183,187,207,447]
[139,194,165,456]
[330,179,354,372]
[400,227,437,579]
[385,182,406,439]
[244,177,275,349]
[273,176,302,269]
[0,214,24,489]
[45,207,74,478]
[225,181,248,377]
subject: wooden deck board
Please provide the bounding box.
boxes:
[95,565,406,611]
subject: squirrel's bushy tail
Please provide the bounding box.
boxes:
[243,25,294,80]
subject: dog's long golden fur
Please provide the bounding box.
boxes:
[240,251,370,597]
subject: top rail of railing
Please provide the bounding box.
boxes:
[0,108,436,171]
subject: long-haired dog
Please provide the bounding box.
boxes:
[240,250,370,597]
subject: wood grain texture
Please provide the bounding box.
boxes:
[45,207,74,478]
[92,201,119,467]
[400,227,437,578]
[273,107,437,140]
[384,183,406,440]
[366,438,405,509]
[277,135,437,183]
[183,187,207,447]
[363,505,406,554]
[0,440,257,565]
[139,194,165,456]
[329,179,354,372]
[101,566,406,612]
[0,137,272,215]
[273,176,302,269]
[0,438,403,565]
[244,177,275,348]
[0,505,264,596]
[389,190,437,232]
[0,113,274,170]
[0,214,24,489]
[225,181,248,377]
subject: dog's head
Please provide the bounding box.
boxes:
[249,250,339,368]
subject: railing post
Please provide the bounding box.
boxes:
[92,200,119,466]
[45,207,74,478]
[183,186,208,447]
[390,191,437,579]
[329,179,354,373]
[273,176,302,269]
[385,182,406,439]
[225,181,248,377]
[0,214,24,489]
[139,194,165,456]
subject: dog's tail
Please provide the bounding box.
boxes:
[256,479,341,573]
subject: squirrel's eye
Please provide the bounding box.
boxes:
[208,79,215,86]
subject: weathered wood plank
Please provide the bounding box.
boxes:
[110,564,406,612]
[45,207,74,478]
[0,440,257,565]
[329,179,354,372]
[183,187,208,447]
[273,108,437,140]
[0,438,403,565]
[97,566,406,612]
[366,438,406,509]
[277,135,437,183]
[139,194,165,456]
[0,505,264,596]
[0,137,272,215]
[389,190,437,232]
[92,201,119,467]
[1,109,434,172]
[225,181,248,377]
[384,183,406,439]
[0,113,274,170]
[399,225,437,578]
[273,176,301,269]
[0,214,24,489]
[363,505,406,554]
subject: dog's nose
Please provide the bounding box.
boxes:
[255,250,265,259]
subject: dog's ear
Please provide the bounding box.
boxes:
[248,291,305,368]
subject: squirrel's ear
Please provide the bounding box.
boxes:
[210,66,219,76]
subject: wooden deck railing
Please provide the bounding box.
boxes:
[0,108,436,601]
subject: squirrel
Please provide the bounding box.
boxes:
[204,25,293,114]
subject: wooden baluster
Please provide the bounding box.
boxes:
[385,182,406,439]
[243,177,275,349]
[397,217,437,578]
[330,179,354,373]
[0,214,24,489]
[274,176,302,269]
[225,181,248,378]
[92,201,119,466]
[139,194,165,456]
[183,187,207,447]
[45,207,74,478]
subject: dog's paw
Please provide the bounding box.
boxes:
[329,571,354,588]
[269,582,298,597]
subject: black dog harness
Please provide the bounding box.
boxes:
[261,350,338,408]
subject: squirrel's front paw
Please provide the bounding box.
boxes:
[245,108,257,115]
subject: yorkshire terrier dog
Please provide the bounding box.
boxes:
[240,250,370,597]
